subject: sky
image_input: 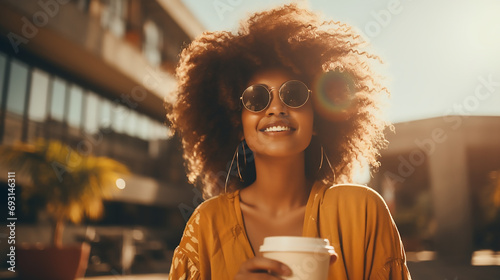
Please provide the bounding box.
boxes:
[181,0,500,123]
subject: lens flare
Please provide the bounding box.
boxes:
[312,71,356,121]
[116,178,126,189]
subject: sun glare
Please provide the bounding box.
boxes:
[116,178,126,189]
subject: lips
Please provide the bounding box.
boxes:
[259,120,296,133]
[263,125,291,132]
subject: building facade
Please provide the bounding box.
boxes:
[371,116,500,264]
[0,0,204,275]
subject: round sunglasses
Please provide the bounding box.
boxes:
[240,80,311,112]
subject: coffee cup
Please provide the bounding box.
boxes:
[259,236,335,280]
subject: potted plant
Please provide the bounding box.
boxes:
[0,138,129,280]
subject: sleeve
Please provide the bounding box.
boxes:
[168,210,201,280]
[364,188,412,280]
[373,258,411,280]
[320,185,412,280]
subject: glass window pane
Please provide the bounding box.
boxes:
[68,85,83,128]
[50,78,66,122]
[153,122,169,140]
[28,68,50,122]
[145,117,153,140]
[6,59,28,115]
[101,0,125,38]
[84,92,99,134]
[137,115,149,140]
[100,98,112,129]
[160,124,170,140]
[143,20,162,66]
[112,104,127,133]
[152,122,161,140]
[125,111,137,137]
[0,53,7,108]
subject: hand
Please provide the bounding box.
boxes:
[234,256,292,280]
[330,251,338,264]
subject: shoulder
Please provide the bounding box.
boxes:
[177,191,237,246]
[185,191,237,229]
[317,183,399,239]
[195,191,236,215]
[323,183,386,206]
[318,183,391,220]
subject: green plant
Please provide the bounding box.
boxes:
[0,138,129,247]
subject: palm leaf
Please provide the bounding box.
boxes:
[0,138,129,223]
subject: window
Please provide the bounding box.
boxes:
[68,85,83,129]
[136,114,150,140]
[143,20,162,66]
[84,92,99,134]
[28,68,50,122]
[100,0,127,38]
[6,59,29,115]
[112,104,127,133]
[162,125,170,140]
[125,110,138,137]
[50,77,67,122]
[100,98,112,129]
[154,122,170,140]
[151,121,162,140]
[0,53,7,108]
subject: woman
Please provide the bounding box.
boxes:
[165,4,411,280]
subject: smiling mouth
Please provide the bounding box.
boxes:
[261,125,294,132]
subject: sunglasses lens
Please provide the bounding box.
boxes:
[280,80,310,108]
[242,85,270,112]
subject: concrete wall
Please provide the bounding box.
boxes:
[374,116,500,264]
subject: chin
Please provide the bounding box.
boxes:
[260,146,307,158]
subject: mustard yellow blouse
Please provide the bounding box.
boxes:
[168,183,412,279]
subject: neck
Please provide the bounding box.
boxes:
[241,152,312,216]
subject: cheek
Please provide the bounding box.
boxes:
[303,117,315,146]
[241,111,258,138]
[299,104,315,135]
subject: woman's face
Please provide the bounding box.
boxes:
[241,68,314,158]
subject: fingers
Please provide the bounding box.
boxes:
[330,251,338,264]
[243,257,292,275]
[235,257,292,279]
[234,272,284,280]
[330,253,338,264]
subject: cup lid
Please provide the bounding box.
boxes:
[259,236,334,253]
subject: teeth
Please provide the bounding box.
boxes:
[264,125,291,132]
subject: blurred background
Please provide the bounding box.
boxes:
[0,0,499,279]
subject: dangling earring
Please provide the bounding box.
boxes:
[225,147,237,193]
[224,140,246,193]
[236,145,243,182]
[320,145,336,182]
[241,140,247,168]
[318,145,324,172]
[237,140,247,178]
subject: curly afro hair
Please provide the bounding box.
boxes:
[165,4,391,198]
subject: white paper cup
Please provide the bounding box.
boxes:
[259,236,334,280]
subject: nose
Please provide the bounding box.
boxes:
[266,88,288,116]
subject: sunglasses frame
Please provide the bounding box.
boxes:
[240,80,312,113]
